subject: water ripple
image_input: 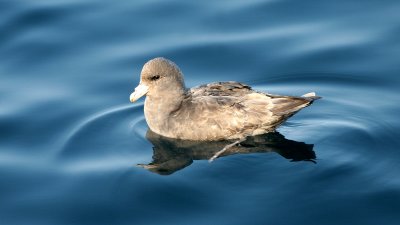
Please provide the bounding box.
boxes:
[58,103,147,162]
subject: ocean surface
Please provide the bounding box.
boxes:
[1,0,400,224]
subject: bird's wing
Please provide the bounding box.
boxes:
[189,81,314,116]
[179,87,273,139]
[170,82,318,140]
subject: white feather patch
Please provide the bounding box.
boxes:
[302,92,316,97]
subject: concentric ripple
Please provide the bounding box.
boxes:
[57,103,149,170]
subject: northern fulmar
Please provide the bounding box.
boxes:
[130,57,320,143]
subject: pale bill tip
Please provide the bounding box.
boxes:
[129,84,149,103]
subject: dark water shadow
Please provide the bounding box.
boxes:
[139,129,316,175]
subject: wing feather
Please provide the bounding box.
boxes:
[167,81,318,140]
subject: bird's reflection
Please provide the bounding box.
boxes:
[138,129,316,175]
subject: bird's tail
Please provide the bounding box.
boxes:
[269,92,321,116]
[301,92,321,101]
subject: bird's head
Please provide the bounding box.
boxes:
[130,57,185,102]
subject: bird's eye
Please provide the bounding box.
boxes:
[149,75,161,81]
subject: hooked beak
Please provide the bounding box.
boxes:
[130,83,149,103]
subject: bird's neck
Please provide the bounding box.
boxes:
[144,87,186,135]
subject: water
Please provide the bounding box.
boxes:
[1,0,400,224]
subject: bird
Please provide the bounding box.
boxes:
[130,57,320,143]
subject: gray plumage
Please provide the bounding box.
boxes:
[130,57,320,141]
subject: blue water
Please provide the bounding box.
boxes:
[1,0,400,224]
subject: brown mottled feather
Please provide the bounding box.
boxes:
[162,81,317,140]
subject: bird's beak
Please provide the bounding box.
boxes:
[130,83,149,103]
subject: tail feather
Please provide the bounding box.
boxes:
[269,92,321,116]
[302,92,321,100]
